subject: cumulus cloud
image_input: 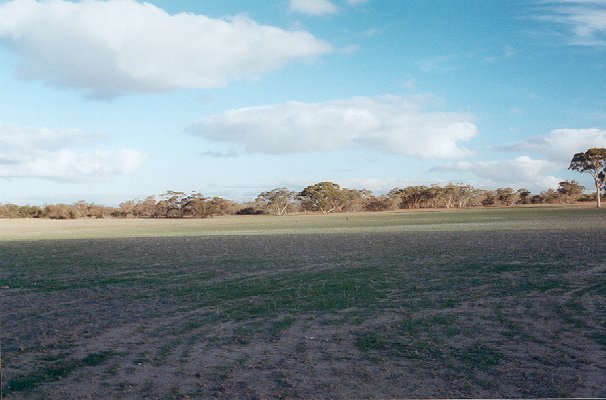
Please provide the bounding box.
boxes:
[499,128,606,162]
[0,125,145,181]
[0,0,332,97]
[289,0,339,15]
[440,156,562,191]
[188,95,478,159]
[537,0,606,46]
[440,127,606,191]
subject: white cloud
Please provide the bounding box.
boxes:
[500,128,606,162]
[0,0,332,97]
[188,95,478,159]
[441,156,562,191]
[289,0,338,15]
[439,127,606,191]
[538,1,606,46]
[0,125,145,181]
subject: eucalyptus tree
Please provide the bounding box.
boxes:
[495,187,518,206]
[256,188,298,215]
[299,182,347,213]
[158,191,186,218]
[516,188,532,204]
[557,180,584,203]
[569,148,606,208]
[342,189,373,212]
[181,192,208,217]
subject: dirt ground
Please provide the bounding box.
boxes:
[1,230,605,399]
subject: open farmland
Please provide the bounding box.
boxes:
[1,208,606,398]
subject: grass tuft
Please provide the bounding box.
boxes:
[4,351,115,394]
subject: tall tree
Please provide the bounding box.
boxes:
[181,192,208,218]
[557,180,584,203]
[299,182,346,213]
[256,188,298,215]
[159,191,186,218]
[495,187,518,206]
[341,189,372,212]
[516,188,532,205]
[569,148,606,208]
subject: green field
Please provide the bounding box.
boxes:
[1,208,605,398]
[1,206,605,241]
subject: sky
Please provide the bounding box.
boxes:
[1,0,606,205]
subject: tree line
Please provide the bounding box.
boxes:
[2,147,604,218]
[0,180,598,219]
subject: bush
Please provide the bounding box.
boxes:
[236,207,267,215]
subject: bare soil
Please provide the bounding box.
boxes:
[1,230,605,399]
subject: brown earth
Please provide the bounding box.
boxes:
[1,230,605,399]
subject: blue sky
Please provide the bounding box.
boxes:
[1,0,606,205]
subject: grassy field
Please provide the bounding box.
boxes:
[1,207,605,398]
[1,206,605,240]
